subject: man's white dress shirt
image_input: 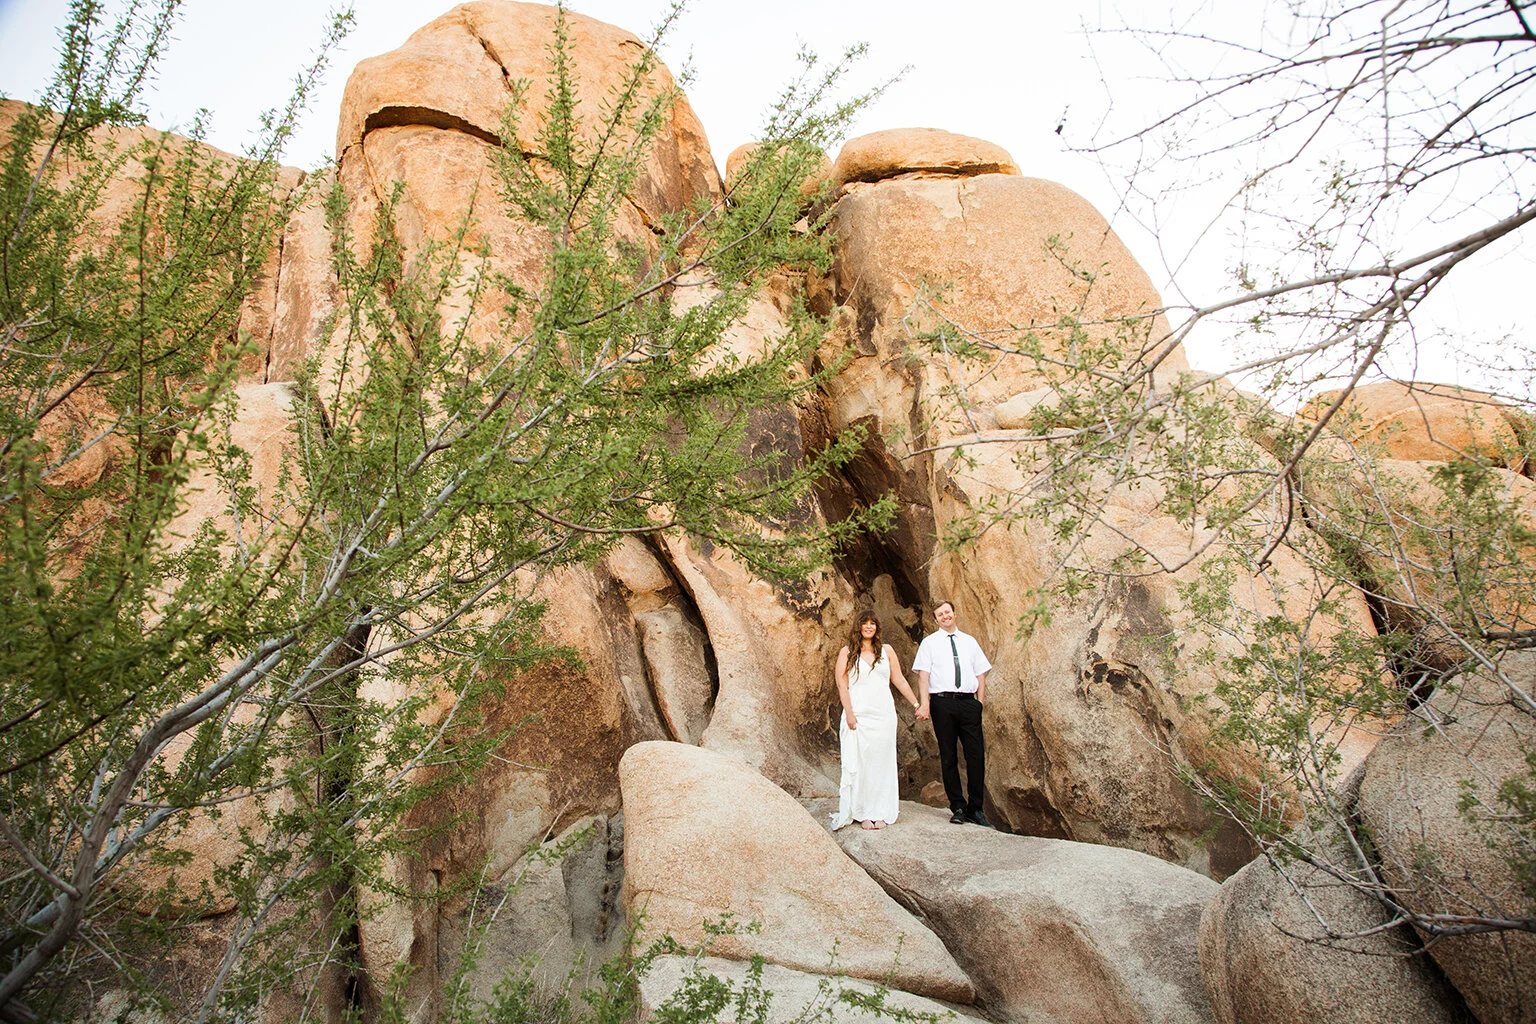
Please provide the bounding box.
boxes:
[912,629,992,694]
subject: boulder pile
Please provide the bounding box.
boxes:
[39,1,1536,1020]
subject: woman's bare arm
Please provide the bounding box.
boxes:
[885,645,923,713]
[835,646,856,729]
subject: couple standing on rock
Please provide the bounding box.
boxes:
[830,600,993,832]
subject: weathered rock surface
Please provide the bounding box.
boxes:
[827,172,1183,441]
[828,800,1218,1024]
[661,533,845,796]
[132,385,303,915]
[991,386,1059,430]
[1358,652,1536,1024]
[0,100,335,384]
[725,141,833,203]
[263,171,339,383]
[639,956,980,1024]
[352,555,679,1013]
[634,606,714,744]
[436,815,627,1002]
[932,449,1375,870]
[1199,825,1473,1024]
[620,742,973,1003]
[1298,453,1536,657]
[816,164,1382,871]
[36,0,1536,1016]
[833,128,1021,185]
[336,1,719,223]
[1302,381,1526,469]
[162,382,300,552]
[327,7,734,1002]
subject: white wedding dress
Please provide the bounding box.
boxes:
[830,649,900,829]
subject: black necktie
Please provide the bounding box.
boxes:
[949,634,962,691]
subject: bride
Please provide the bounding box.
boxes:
[831,610,927,830]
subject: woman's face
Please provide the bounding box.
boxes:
[860,619,878,640]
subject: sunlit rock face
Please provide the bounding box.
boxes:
[813,132,1369,874]
[43,2,1536,1018]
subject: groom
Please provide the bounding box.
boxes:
[913,600,993,827]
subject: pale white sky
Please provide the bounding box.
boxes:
[0,0,1528,393]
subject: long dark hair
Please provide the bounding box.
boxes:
[846,609,883,660]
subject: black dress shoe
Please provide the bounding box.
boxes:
[949,809,967,824]
[966,809,993,828]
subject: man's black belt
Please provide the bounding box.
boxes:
[932,691,976,700]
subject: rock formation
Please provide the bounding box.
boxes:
[17,1,1536,1021]
[638,956,980,1024]
[1357,653,1536,1024]
[1300,380,1530,470]
[1199,824,1473,1024]
[620,742,973,1004]
[827,800,1219,1024]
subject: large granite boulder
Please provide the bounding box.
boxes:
[832,128,1021,185]
[639,956,981,1024]
[817,151,1381,872]
[828,800,1218,1024]
[0,99,336,385]
[331,2,723,381]
[1297,453,1536,656]
[620,742,973,1004]
[1358,652,1536,1024]
[1301,381,1527,470]
[326,7,730,1002]
[336,1,718,221]
[1199,825,1472,1024]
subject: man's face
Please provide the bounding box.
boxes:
[935,603,956,631]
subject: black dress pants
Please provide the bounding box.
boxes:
[931,694,985,813]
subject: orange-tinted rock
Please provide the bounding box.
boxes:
[0,99,322,382]
[265,171,338,383]
[336,2,719,224]
[833,128,1020,185]
[1301,381,1525,469]
[1300,454,1536,647]
[137,384,302,916]
[817,171,1382,873]
[162,383,299,553]
[724,141,833,202]
[827,173,1183,451]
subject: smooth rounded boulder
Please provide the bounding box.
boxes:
[1358,652,1536,1024]
[828,800,1219,1024]
[826,172,1184,455]
[1199,825,1472,1024]
[833,128,1021,185]
[336,1,718,221]
[1301,381,1525,469]
[639,956,982,1024]
[619,742,973,1003]
[724,141,833,203]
